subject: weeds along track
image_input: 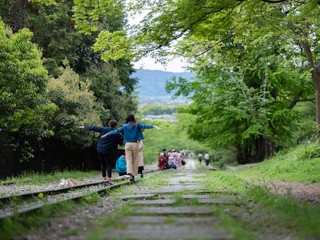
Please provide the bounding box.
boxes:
[0,170,159,223]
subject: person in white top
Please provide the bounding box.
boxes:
[204,152,210,166]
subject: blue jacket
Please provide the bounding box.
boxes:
[116,155,127,174]
[108,122,153,143]
[84,126,123,154]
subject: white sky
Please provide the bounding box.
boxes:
[128,6,189,73]
[134,56,189,73]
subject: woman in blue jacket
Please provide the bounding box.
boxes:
[79,120,123,184]
[102,113,160,181]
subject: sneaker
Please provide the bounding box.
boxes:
[106,178,114,185]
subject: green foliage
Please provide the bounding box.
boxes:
[81,63,137,124]
[166,22,314,163]
[235,142,320,184]
[47,64,103,147]
[0,19,57,134]
[26,0,83,76]
[0,200,77,240]
[54,0,319,163]
[301,143,320,159]
[202,168,320,239]
[93,30,133,61]
[141,116,212,164]
[138,105,177,115]
[82,192,101,204]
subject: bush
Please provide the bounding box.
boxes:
[301,145,320,159]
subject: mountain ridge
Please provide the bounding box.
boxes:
[131,69,193,97]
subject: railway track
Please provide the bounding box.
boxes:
[0,169,159,223]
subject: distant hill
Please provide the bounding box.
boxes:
[131,69,193,97]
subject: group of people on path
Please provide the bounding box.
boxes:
[80,113,160,184]
[158,149,186,171]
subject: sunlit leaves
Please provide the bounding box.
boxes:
[72,0,125,34]
[47,64,103,146]
[0,19,57,133]
[93,30,133,61]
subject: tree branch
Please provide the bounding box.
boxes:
[288,91,303,109]
[297,98,316,103]
[260,0,288,3]
[287,91,315,109]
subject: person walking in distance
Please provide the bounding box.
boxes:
[204,152,210,166]
[79,120,123,184]
[198,152,203,164]
[102,113,161,181]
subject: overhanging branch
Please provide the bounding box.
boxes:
[288,91,315,109]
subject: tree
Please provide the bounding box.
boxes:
[0,19,57,134]
[47,63,104,147]
[82,63,137,124]
[0,0,138,124]
[83,0,320,141]
[167,27,314,161]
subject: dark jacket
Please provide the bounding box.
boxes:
[84,126,123,154]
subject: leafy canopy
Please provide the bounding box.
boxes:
[0,19,57,133]
[47,63,104,147]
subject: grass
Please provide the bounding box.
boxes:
[0,200,76,240]
[231,142,320,183]
[90,161,319,240]
[203,168,320,239]
[1,170,101,185]
[3,156,320,240]
[0,191,102,240]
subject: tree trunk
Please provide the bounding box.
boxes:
[253,135,275,161]
[300,40,320,145]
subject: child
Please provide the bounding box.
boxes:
[116,154,127,177]
[168,154,177,169]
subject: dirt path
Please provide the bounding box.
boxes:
[226,164,320,204]
[254,180,320,204]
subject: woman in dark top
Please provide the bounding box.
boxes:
[79,120,123,184]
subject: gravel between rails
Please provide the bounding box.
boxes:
[0,164,159,217]
[0,184,110,216]
[0,164,158,195]
[10,170,160,240]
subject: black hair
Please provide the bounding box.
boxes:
[109,120,117,129]
[126,113,136,128]
[126,113,136,123]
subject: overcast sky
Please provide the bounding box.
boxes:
[128,7,189,73]
[133,56,189,73]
